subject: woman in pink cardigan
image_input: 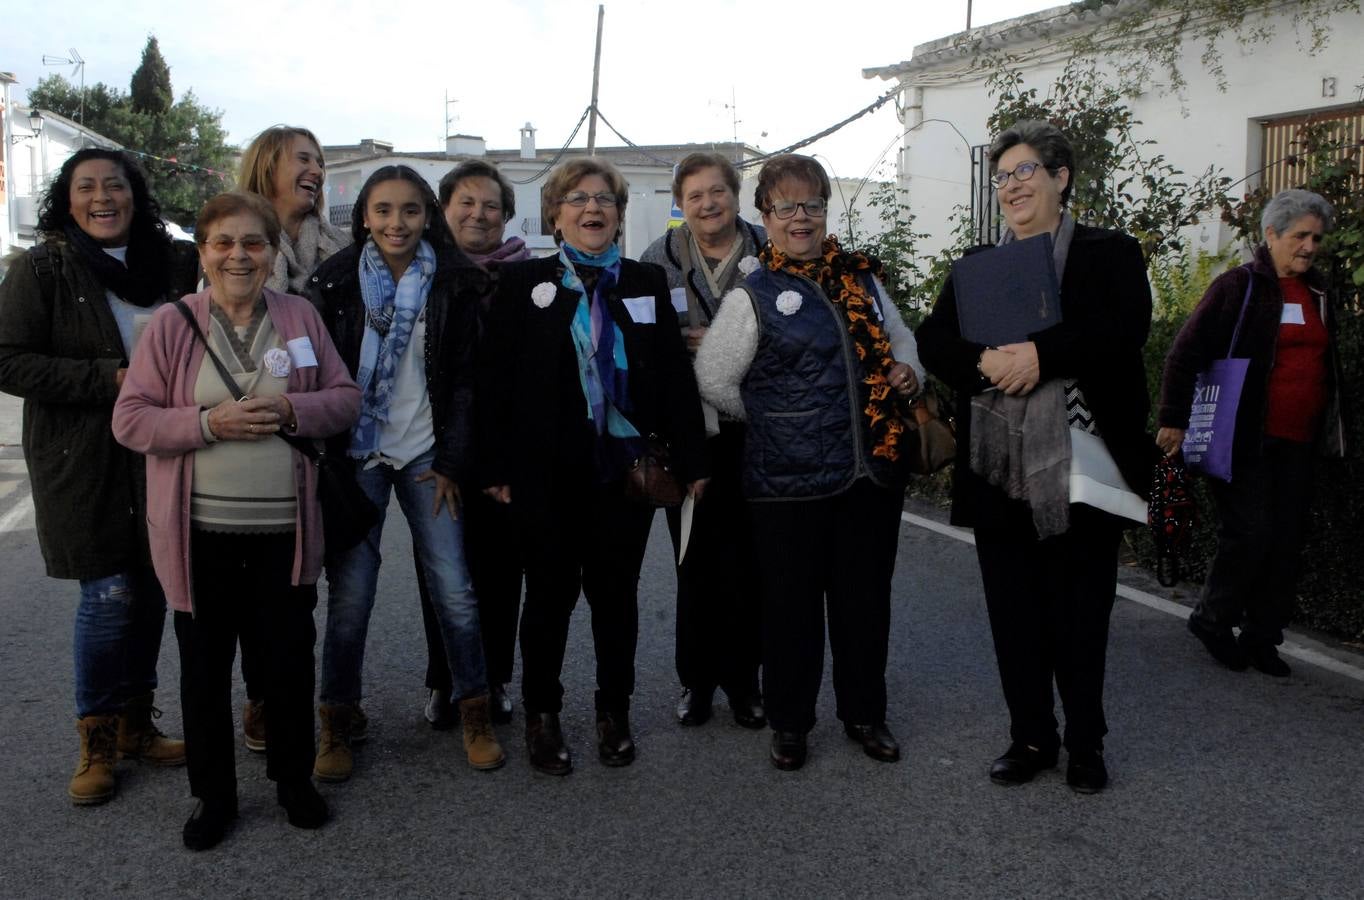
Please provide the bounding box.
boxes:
[113,192,359,851]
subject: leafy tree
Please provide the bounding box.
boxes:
[130,36,172,116]
[26,46,234,225]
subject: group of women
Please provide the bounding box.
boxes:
[0,116,1341,850]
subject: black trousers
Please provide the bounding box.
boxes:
[421,488,524,692]
[1195,436,1315,647]
[749,479,903,734]
[664,422,761,698]
[173,530,317,803]
[974,505,1121,755]
[517,484,653,715]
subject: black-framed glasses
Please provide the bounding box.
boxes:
[767,199,827,219]
[991,161,1056,189]
[561,191,618,208]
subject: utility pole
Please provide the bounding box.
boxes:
[586,4,604,155]
[966,0,973,30]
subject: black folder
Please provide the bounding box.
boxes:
[951,232,1062,346]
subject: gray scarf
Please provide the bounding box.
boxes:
[268,214,350,294]
[968,210,1076,538]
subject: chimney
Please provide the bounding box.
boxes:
[520,123,536,160]
[445,134,486,157]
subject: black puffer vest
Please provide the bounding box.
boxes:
[739,267,903,500]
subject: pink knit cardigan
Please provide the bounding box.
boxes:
[112,288,360,612]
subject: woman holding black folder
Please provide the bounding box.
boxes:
[915,121,1154,794]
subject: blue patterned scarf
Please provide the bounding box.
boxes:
[350,238,436,459]
[559,241,641,480]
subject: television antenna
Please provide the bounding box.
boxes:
[42,48,86,125]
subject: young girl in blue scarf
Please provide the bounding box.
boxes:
[307,165,504,781]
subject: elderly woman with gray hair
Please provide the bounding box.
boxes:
[916,121,1154,794]
[1158,188,1342,679]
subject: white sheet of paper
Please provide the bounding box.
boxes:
[1280,303,1306,325]
[287,336,319,368]
[677,494,695,565]
[621,296,657,324]
[669,287,689,315]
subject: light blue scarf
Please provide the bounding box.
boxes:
[350,238,436,459]
[559,241,641,479]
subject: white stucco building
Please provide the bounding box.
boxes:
[1,82,121,257]
[864,0,1364,259]
[321,128,770,260]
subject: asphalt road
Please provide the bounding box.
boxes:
[1,440,1361,897]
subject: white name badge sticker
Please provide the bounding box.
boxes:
[1280,303,1306,325]
[622,296,657,324]
[287,336,319,368]
[669,287,689,314]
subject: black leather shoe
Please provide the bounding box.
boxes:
[726,690,767,730]
[844,722,901,763]
[596,710,636,767]
[424,688,456,730]
[1066,749,1109,794]
[1187,615,1249,671]
[525,712,571,776]
[769,731,807,771]
[676,688,713,727]
[989,742,1059,785]
[182,796,238,851]
[1239,637,1291,677]
[489,684,514,724]
[276,779,329,829]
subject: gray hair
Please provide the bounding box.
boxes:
[1261,188,1335,237]
[988,120,1076,205]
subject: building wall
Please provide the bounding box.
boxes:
[892,5,1364,259]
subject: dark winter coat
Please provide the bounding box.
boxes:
[0,235,198,579]
[916,224,1156,528]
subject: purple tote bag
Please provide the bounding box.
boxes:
[1181,268,1255,482]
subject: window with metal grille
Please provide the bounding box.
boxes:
[969,143,1001,246]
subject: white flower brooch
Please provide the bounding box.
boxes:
[263,348,291,378]
[737,255,760,276]
[775,290,803,316]
[531,282,557,308]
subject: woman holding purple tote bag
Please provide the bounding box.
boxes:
[1157,189,1343,678]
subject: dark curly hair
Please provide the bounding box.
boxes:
[36,148,170,246]
[351,165,455,251]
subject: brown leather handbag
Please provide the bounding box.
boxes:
[902,389,957,475]
[624,436,686,507]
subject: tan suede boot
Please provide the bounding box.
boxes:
[242,699,266,753]
[70,716,118,806]
[313,704,354,783]
[349,701,369,745]
[459,695,506,770]
[117,692,186,766]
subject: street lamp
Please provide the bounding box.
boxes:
[10,110,42,144]
[41,49,85,125]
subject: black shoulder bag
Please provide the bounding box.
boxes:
[172,300,379,554]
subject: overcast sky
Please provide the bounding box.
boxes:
[2,0,1057,180]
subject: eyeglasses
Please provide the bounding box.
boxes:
[767,199,827,219]
[991,161,1056,189]
[561,191,618,207]
[204,235,271,252]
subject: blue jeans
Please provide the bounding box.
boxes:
[74,566,167,718]
[321,448,487,705]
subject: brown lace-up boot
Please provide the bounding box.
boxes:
[117,692,186,766]
[459,695,506,770]
[313,704,354,782]
[70,716,119,805]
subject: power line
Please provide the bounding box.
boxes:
[507,106,593,185]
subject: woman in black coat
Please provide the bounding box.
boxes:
[479,157,709,775]
[0,149,196,805]
[916,121,1154,795]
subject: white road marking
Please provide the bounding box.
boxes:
[0,492,34,534]
[902,509,1364,684]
